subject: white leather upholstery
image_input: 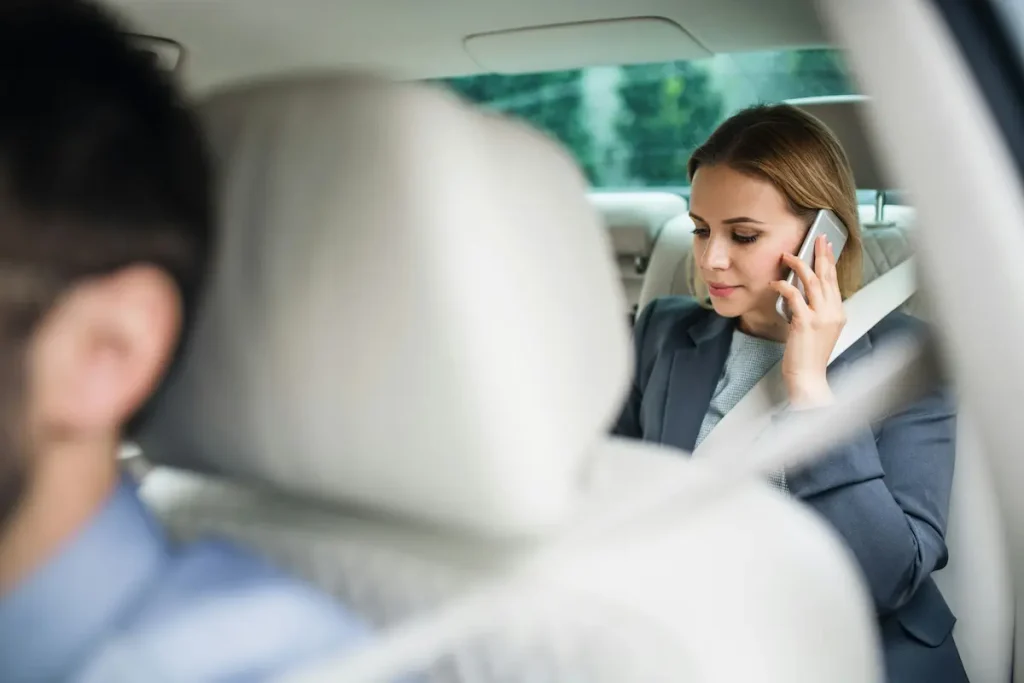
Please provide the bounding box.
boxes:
[139,72,882,682]
[933,413,1015,683]
[144,443,881,682]
[590,191,687,314]
[137,73,631,537]
[787,95,890,190]
[637,212,697,313]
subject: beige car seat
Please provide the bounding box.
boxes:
[590,191,686,317]
[137,73,882,682]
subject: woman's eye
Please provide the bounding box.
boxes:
[732,233,758,244]
[693,227,710,238]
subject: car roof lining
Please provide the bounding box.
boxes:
[107,0,831,93]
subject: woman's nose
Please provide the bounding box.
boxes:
[700,236,731,270]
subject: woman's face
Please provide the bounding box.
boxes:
[689,164,808,326]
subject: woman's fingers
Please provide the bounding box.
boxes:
[771,279,810,322]
[808,235,846,326]
[782,248,824,309]
[815,234,832,279]
[816,235,841,298]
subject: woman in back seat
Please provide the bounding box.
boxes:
[614,104,966,683]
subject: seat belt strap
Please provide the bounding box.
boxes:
[693,257,918,458]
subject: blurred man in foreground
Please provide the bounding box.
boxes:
[0,2,367,681]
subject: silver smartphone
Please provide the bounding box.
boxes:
[775,209,849,321]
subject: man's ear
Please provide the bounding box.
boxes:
[27,265,181,438]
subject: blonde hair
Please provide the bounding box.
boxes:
[687,103,863,303]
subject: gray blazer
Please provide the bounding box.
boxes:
[614,296,968,683]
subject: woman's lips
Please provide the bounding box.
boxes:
[708,283,739,298]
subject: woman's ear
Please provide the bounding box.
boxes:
[26,265,181,438]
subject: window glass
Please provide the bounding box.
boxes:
[434,49,856,189]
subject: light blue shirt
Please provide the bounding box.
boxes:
[0,476,369,682]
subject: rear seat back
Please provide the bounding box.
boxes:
[590,191,686,317]
[637,212,696,313]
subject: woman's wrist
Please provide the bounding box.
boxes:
[786,375,834,409]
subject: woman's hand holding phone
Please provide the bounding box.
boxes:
[770,234,847,408]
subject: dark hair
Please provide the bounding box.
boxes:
[688,103,863,299]
[0,0,212,425]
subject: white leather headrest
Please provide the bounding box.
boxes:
[138,72,631,537]
[787,95,891,190]
[590,192,687,257]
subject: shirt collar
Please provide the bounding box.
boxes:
[0,475,170,683]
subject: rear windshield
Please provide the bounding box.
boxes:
[433,49,856,190]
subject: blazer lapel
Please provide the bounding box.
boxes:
[660,313,735,452]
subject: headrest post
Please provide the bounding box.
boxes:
[874,189,887,224]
